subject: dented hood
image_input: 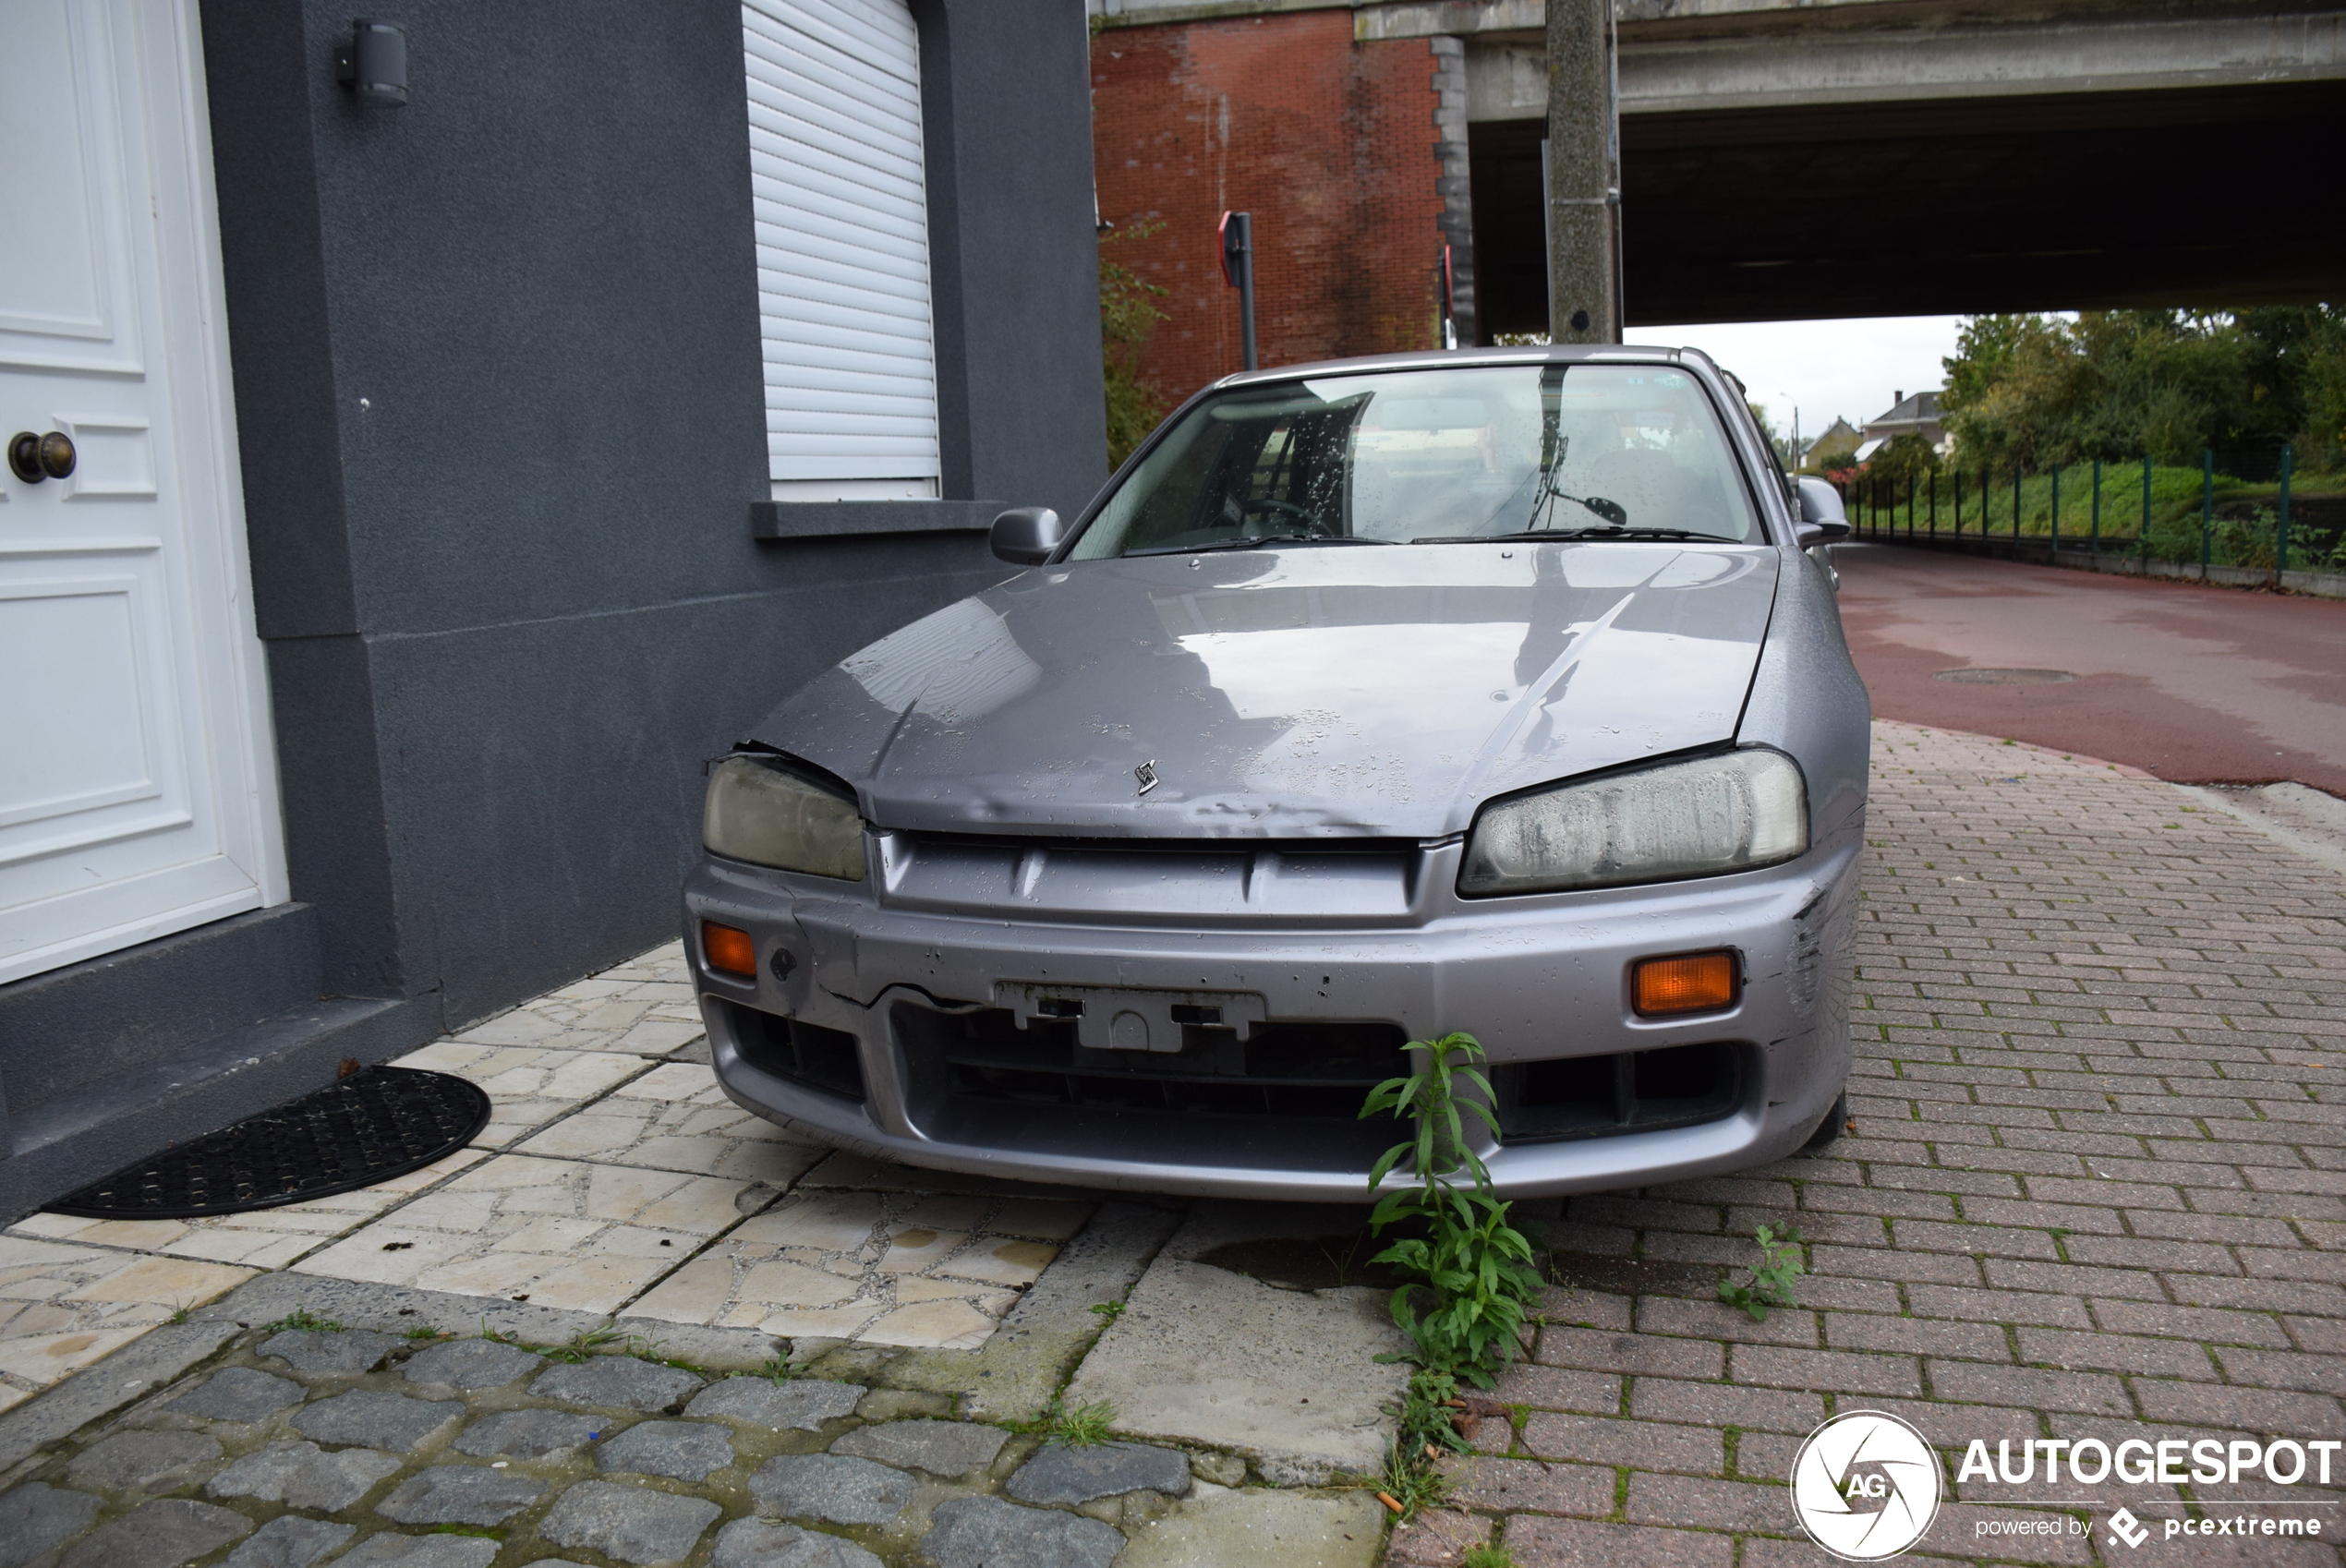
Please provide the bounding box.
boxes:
[752,542,1780,839]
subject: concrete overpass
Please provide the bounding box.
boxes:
[1093,0,2346,330]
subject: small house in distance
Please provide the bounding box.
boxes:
[1856,390,1947,461]
[1804,417,1864,472]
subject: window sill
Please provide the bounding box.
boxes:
[751,500,1004,541]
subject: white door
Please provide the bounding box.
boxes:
[0,0,286,986]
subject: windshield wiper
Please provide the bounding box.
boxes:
[1518,364,1633,532]
[1411,527,1742,545]
[1543,525,1739,542]
[1129,533,1391,555]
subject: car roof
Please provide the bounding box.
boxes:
[1205,342,1731,393]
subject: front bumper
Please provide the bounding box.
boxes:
[685,825,1861,1202]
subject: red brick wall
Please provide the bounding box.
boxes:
[1091,12,1447,410]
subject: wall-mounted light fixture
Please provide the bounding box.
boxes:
[335,19,407,105]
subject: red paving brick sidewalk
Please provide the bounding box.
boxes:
[1397,720,2346,1568]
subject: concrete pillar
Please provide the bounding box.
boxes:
[1430,36,1479,345]
[1545,0,1621,342]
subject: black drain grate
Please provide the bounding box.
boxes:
[48,1066,491,1220]
[1932,668,2078,684]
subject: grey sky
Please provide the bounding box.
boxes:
[1626,315,1968,447]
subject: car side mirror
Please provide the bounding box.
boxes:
[1793,476,1852,549]
[990,506,1067,565]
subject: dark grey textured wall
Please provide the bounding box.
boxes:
[199,0,1105,1030]
[0,907,320,1113]
[917,0,1109,516]
[0,0,1100,1218]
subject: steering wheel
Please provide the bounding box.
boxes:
[1240,497,1332,534]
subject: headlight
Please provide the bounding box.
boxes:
[1459,749,1807,896]
[702,755,866,880]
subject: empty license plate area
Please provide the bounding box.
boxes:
[992,981,1268,1054]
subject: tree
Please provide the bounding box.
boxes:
[1747,402,1802,470]
[1099,221,1171,470]
[1868,431,1940,485]
[1940,308,2346,471]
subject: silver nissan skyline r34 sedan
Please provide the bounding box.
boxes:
[684,344,1867,1201]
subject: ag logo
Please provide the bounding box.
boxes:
[1790,1411,1942,1561]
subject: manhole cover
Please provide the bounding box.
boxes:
[1932,668,2077,684]
[48,1066,490,1219]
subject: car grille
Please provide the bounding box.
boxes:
[1493,1042,1741,1142]
[874,833,1421,923]
[929,1007,1409,1119]
[723,1003,866,1102]
[891,1004,1409,1170]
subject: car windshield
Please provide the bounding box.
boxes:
[1069,362,1762,558]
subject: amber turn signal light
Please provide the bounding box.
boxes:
[1632,950,1739,1017]
[701,921,756,979]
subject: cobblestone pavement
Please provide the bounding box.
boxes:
[2,719,2341,1567]
[0,1306,1253,1568]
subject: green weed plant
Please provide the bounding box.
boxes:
[260,1308,344,1334]
[1373,1437,1455,1520]
[1032,1396,1116,1448]
[1393,1368,1471,1459]
[1360,1032,1543,1390]
[538,1326,626,1363]
[1355,1031,1545,1526]
[1717,1222,1806,1321]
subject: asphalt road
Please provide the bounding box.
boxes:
[1832,542,2346,797]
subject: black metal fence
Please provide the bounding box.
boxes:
[1839,443,2341,574]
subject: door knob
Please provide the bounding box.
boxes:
[7,430,76,482]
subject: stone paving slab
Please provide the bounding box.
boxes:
[0,1246,257,1413]
[383,1048,650,1152]
[9,1154,490,1274]
[510,1066,828,1187]
[290,1156,755,1314]
[625,1190,1093,1352]
[446,942,703,1058]
[1063,1202,1413,1486]
[862,1200,1179,1427]
[1116,1483,1387,1566]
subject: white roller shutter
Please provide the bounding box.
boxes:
[743,0,941,500]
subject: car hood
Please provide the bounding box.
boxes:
[752,542,1781,839]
